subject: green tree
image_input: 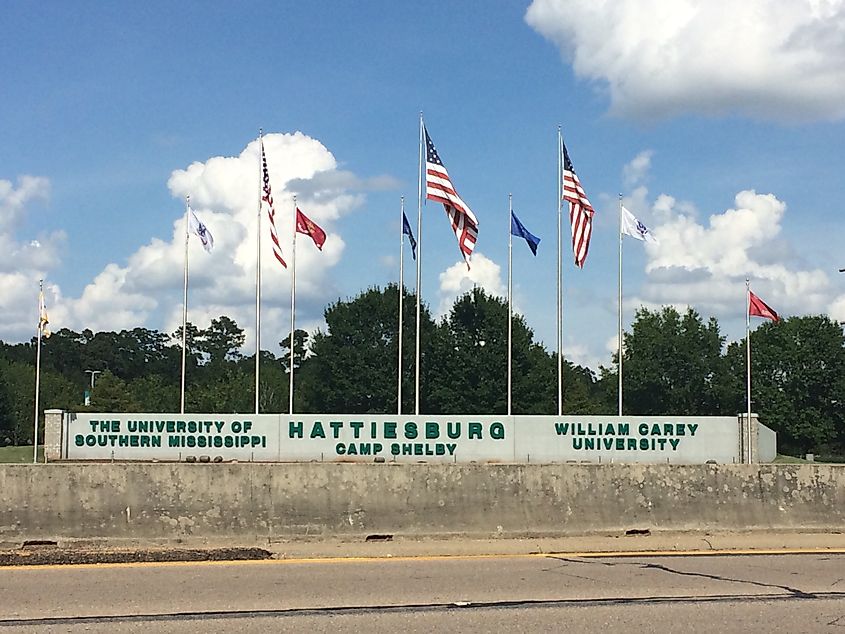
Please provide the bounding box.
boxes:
[620,306,726,415]
[129,374,179,412]
[40,328,86,377]
[560,361,603,415]
[257,351,290,413]
[0,357,79,443]
[198,316,245,364]
[298,285,437,413]
[0,367,15,445]
[427,288,599,415]
[90,371,139,412]
[122,327,179,379]
[188,366,253,413]
[171,322,203,366]
[279,329,309,373]
[235,351,290,414]
[723,315,845,456]
[427,288,506,413]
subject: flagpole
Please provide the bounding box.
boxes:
[415,112,424,415]
[556,127,563,416]
[255,129,263,415]
[507,194,513,416]
[745,278,752,464]
[289,196,297,415]
[618,193,623,417]
[33,279,43,464]
[398,196,405,416]
[180,195,190,414]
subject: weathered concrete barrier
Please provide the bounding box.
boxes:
[1,463,842,543]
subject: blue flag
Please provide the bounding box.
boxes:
[510,211,540,256]
[402,212,417,260]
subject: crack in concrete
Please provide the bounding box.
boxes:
[828,614,845,627]
[639,562,816,599]
[544,556,816,599]
[539,562,600,583]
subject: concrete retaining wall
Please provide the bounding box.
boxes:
[1,463,843,543]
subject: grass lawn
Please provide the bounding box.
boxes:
[0,445,44,463]
[772,454,811,464]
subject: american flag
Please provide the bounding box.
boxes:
[261,139,287,268]
[424,125,478,265]
[561,139,595,268]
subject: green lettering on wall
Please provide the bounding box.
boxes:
[490,422,505,440]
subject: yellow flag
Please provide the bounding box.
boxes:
[38,289,50,338]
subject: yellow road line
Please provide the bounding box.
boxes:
[551,548,845,558]
[2,547,844,572]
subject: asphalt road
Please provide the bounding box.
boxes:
[0,552,843,632]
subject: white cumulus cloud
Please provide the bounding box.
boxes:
[55,132,367,350]
[526,0,845,121]
[0,176,65,341]
[624,188,843,321]
[437,252,507,317]
[829,294,845,324]
[623,151,653,187]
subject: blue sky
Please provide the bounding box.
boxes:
[2,0,844,371]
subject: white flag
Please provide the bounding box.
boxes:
[188,208,214,252]
[621,205,658,243]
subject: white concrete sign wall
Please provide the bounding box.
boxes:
[62,413,762,464]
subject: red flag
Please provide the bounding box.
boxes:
[749,290,779,322]
[295,208,326,250]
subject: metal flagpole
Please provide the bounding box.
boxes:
[398,196,405,416]
[289,196,297,415]
[618,193,623,417]
[255,130,263,415]
[33,279,43,464]
[415,113,423,415]
[745,278,752,464]
[180,195,190,414]
[557,127,563,416]
[507,194,513,416]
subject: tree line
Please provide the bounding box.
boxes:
[1,285,843,458]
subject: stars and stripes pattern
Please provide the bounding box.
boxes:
[261,139,287,268]
[561,139,595,268]
[424,125,478,265]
